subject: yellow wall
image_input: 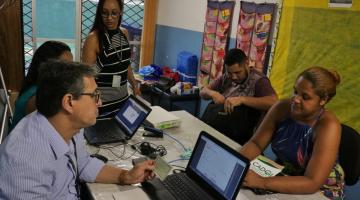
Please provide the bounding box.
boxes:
[270,0,360,131]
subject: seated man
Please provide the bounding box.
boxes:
[200,48,277,144]
[0,60,154,199]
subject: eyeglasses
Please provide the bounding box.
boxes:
[80,89,101,103]
[101,11,120,18]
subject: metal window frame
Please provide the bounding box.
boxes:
[22,0,146,72]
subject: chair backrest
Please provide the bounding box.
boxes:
[0,89,10,144]
[339,124,360,186]
[0,65,12,144]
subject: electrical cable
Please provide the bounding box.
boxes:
[91,143,125,156]
[131,141,167,158]
[170,165,186,169]
[119,144,139,160]
[106,144,126,159]
[168,158,189,164]
[163,132,187,151]
[99,143,125,149]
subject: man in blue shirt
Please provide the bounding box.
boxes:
[0,60,155,199]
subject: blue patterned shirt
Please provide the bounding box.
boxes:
[0,111,105,200]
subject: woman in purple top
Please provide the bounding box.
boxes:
[240,66,344,199]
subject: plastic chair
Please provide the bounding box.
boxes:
[339,124,360,186]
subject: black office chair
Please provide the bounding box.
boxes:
[339,124,360,186]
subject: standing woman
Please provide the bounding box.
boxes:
[82,0,140,119]
[240,66,344,199]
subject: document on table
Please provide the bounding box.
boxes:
[154,156,172,180]
[113,187,149,200]
[250,155,284,177]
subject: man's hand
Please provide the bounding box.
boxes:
[120,160,155,184]
[224,96,243,114]
[211,92,226,104]
[200,87,225,104]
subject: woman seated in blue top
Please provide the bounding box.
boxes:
[11,41,73,129]
[240,66,344,199]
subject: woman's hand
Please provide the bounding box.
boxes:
[243,169,266,189]
[133,86,141,96]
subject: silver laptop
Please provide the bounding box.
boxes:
[84,95,152,145]
[142,131,250,200]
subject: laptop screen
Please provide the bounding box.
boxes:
[114,96,150,137]
[188,133,249,200]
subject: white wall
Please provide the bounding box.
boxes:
[157,0,280,38]
[157,0,207,32]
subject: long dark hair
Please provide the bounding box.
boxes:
[90,0,124,51]
[19,41,71,96]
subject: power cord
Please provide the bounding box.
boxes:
[163,132,186,151]
[97,143,138,161]
[131,141,167,159]
[168,158,189,164]
[162,132,192,159]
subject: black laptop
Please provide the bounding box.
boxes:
[84,95,152,145]
[142,131,250,200]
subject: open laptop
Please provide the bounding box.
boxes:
[84,95,152,145]
[141,131,250,200]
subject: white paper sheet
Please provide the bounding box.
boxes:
[113,187,149,200]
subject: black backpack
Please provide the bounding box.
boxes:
[201,103,262,145]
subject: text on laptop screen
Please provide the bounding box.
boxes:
[114,97,149,136]
[189,135,248,200]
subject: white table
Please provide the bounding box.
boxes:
[86,110,327,200]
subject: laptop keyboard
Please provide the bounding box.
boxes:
[94,129,122,140]
[94,120,122,138]
[85,119,125,144]
[163,174,203,200]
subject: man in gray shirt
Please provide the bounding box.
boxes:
[200,48,277,144]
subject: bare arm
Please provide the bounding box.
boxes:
[95,160,155,184]
[121,27,129,39]
[120,27,140,95]
[127,65,141,95]
[199,76,225,104]
[200,86,225,104]
[224,95,277,113]
[224,77,278,113]
[243,109,342,194]
[82,31,99,65]
[240,100,286,160]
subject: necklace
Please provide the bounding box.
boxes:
[106,29,123,62]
